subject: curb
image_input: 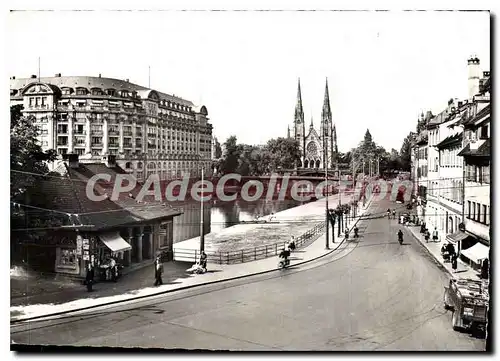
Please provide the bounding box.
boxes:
[11,200,373,325]
[407,227,455,279]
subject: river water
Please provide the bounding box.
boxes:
[172,198,308,243]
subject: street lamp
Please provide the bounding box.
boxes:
[199,167,205,254]
[324,129,330,250]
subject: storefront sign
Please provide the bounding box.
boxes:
[76,236,83,256]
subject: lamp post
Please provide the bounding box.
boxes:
[324,130,330,250]
[199,167,205,254]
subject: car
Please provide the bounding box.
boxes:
[443,278,489,333]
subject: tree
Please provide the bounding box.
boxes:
[399,132,415,171]
[10,105,57,200]
[219,136,241,174]
[264,137,301,171]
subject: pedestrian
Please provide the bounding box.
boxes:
[154,255,163,286]
[289,236,296,251]
[200,251,208,271]
[424,229,430,242]
[432,227,439,242]
[451,254,458,273]
[85,263,94,292]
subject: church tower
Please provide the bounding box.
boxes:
[321,78,333,169]
[294,78,306,162]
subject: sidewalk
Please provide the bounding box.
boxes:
[405,224,480,280]
[11,198,375,322]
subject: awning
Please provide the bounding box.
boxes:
[446,230,469,244]
[460,242,490,264]
[99,232,132,252]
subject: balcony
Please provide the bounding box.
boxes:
[91,143,103,147]
[122,131,133,136]
[136,133,143,137]
[123,143,133,148]
[108,129,120,135]
[91,131,104,136]
[108,143,119,148]
[57,142,68,147]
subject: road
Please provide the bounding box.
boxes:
[11,199,487,351]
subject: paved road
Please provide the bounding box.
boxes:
[11,199,487,351]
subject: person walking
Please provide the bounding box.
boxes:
[85,263,94,292]
[154,255,163,286]
[432,227,439,242]
[451,254,458,273]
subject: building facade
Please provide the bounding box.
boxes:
[458,72,490,266]
[9,74,213,180]
[289,79,338,170]
[12,154,182,277]
[415,56,490,267]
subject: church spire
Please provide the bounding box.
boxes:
[294,78,304,123]
[287,125,290,138]
[322,78,332,119]
[310,116,314,128]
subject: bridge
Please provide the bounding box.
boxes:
[271,168,342,178]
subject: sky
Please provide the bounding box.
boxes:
[7,10,490,152]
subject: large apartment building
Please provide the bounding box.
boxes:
[10,74,213,180]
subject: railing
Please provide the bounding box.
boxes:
[173,222,326,265]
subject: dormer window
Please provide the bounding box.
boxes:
[10,89,18,96]
[121,91,129,98]
[61,88,72,95]
[91,88,103,96]
[106,89,115,96]
[76,88,87,95]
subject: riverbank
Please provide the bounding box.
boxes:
[174,193,353,257]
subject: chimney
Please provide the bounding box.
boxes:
[467,56,481,99]
[54,73,62,77]
[11,76,15,80]
[99,73,102,78]
[102,155,117,167]
[65,153,80,169]
[30,75,37,79]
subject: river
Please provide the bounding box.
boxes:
[172,198,309,243]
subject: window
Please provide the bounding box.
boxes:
[92,137,102,145]
[76,88,86,95]
[482,165,490,184]
[480,124,489,139]
[476,204,481,222]
[75,148,85,155]
[482,205,487,224]
[57,148,68,155]
[471,202,476,219]
[486,206,490,226]
[57,248,77,269]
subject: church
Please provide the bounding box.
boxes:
[287,79,338,170]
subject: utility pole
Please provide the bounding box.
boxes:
[200,167,205,253]
[324,130,330,249]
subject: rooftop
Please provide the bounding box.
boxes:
[26,160,182,231]
[10,75,194,107]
